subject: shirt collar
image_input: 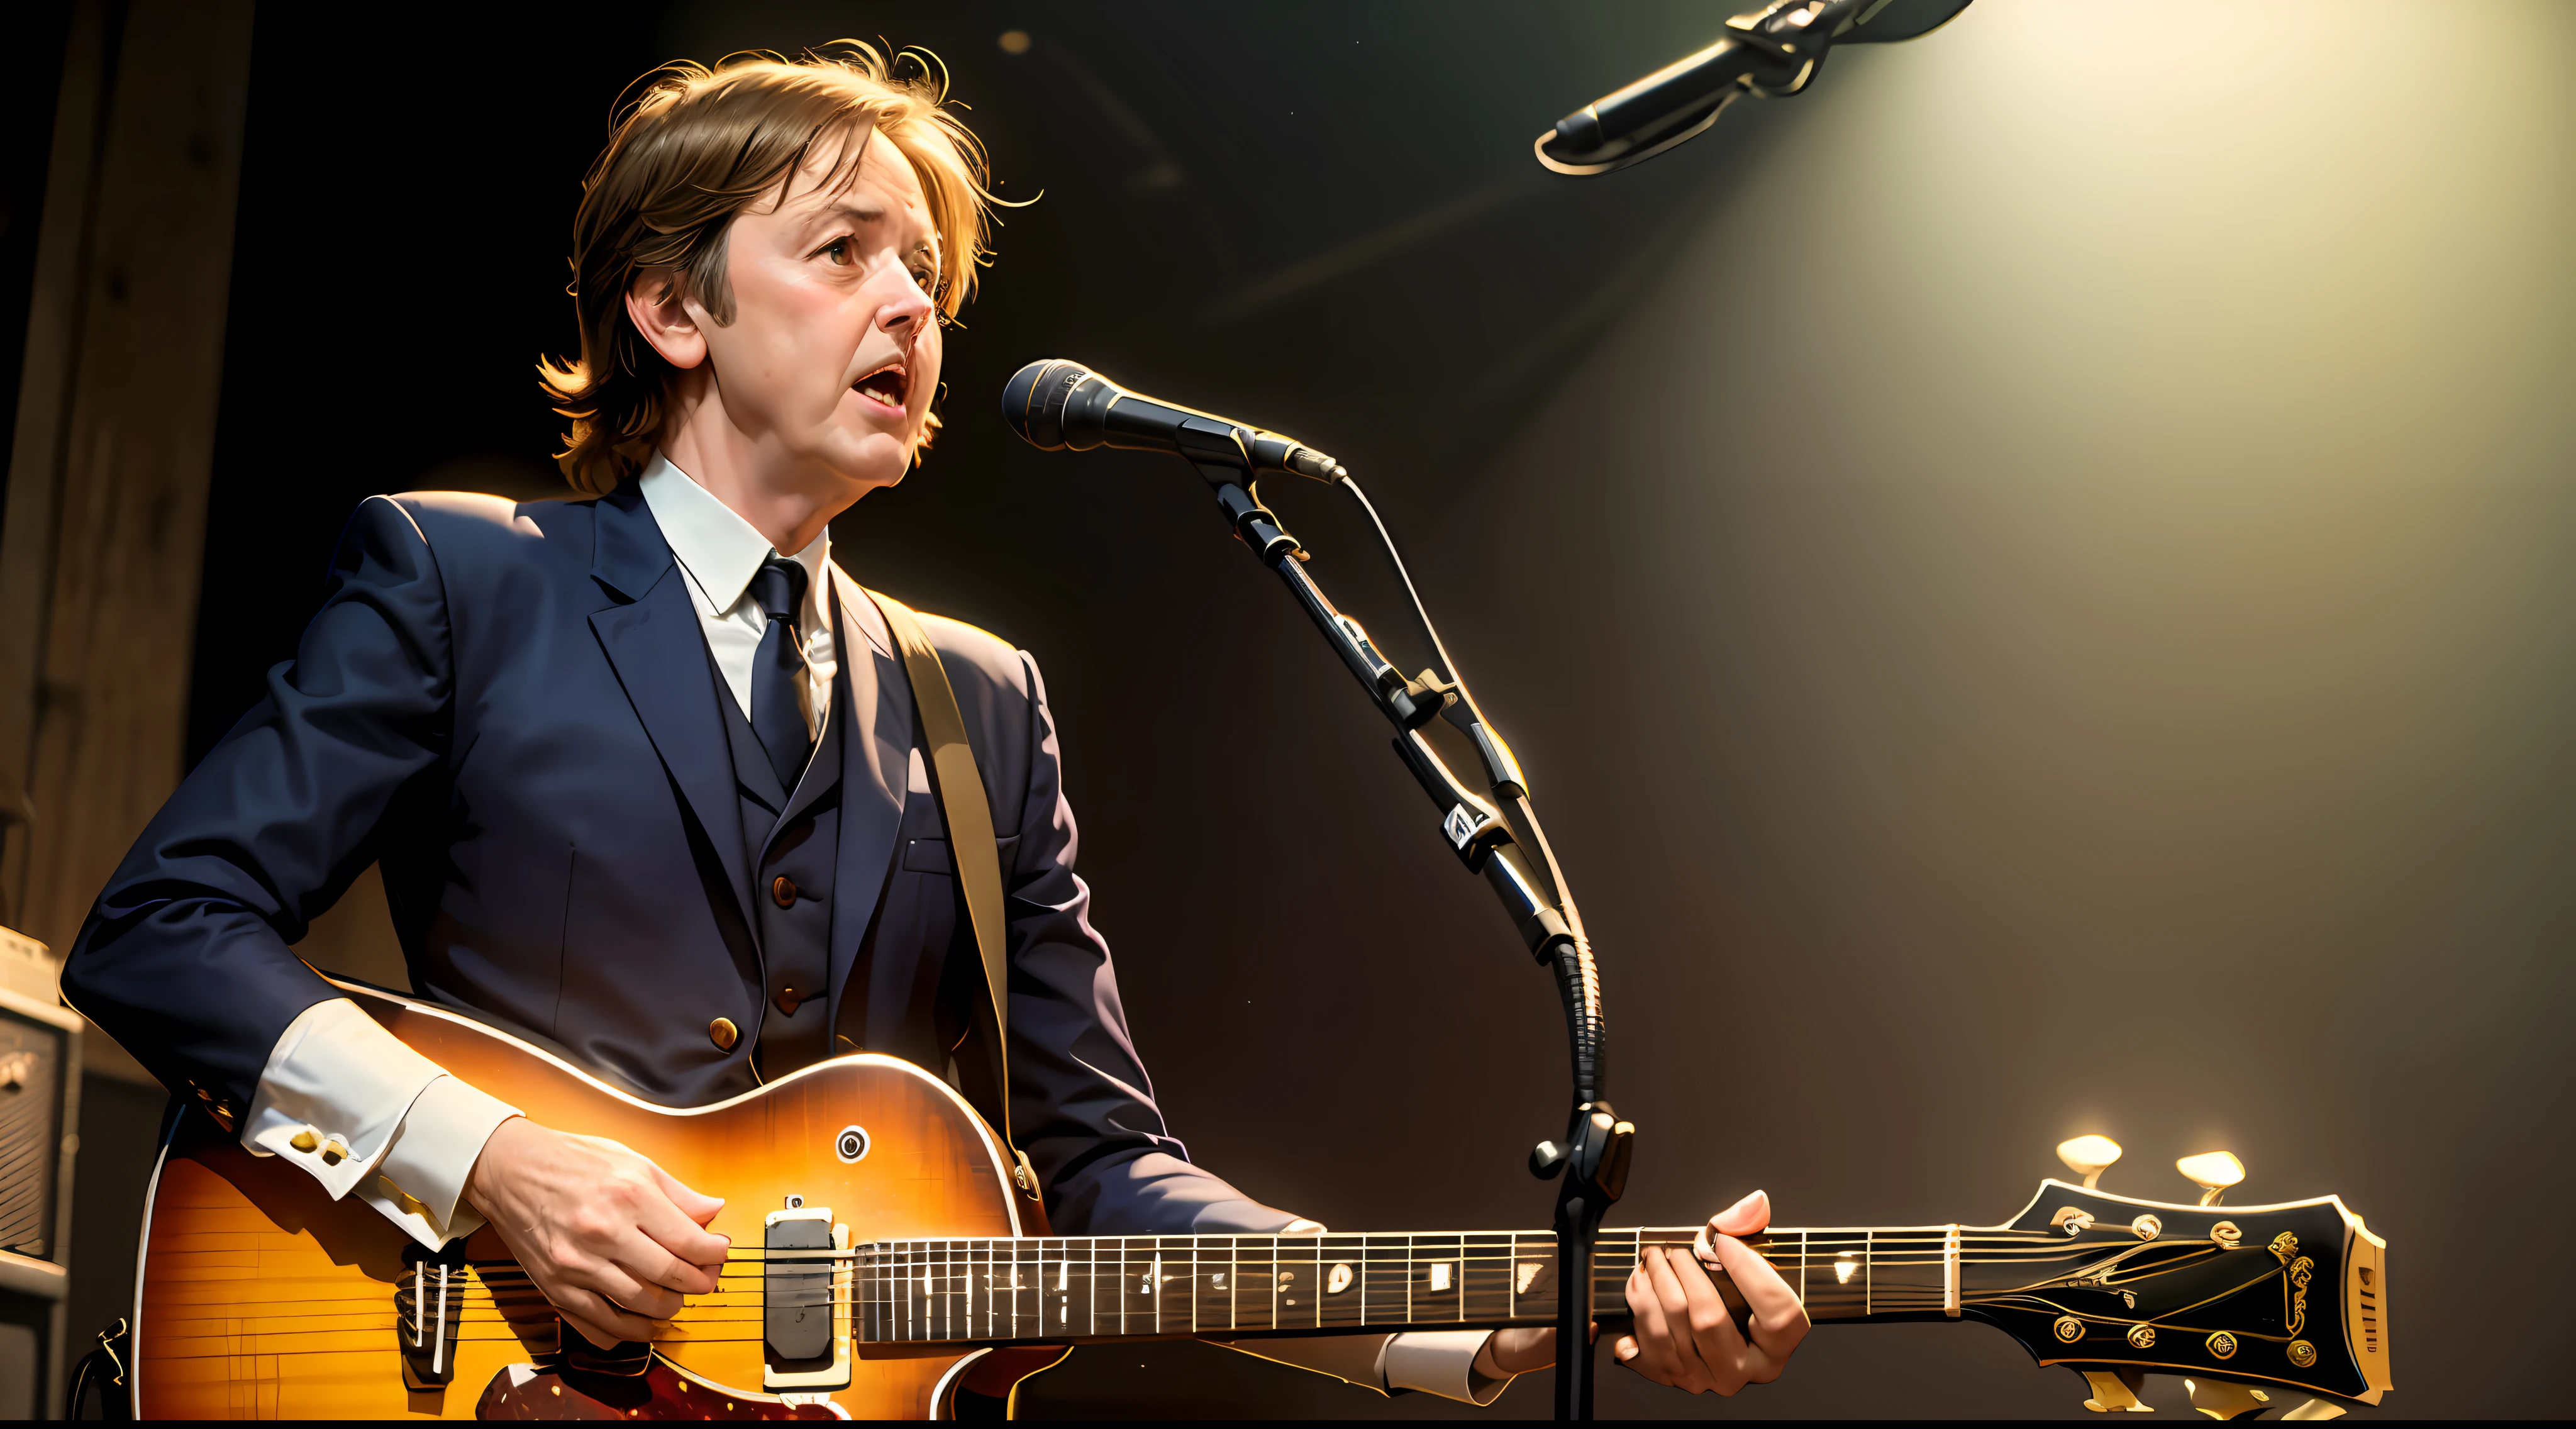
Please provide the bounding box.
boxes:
[636,452,830,621]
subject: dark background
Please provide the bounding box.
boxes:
[42,0,2576,1417]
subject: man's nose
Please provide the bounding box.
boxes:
[879,275,935,335]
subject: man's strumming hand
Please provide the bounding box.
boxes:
[462,1116,731,1348]
[1478,1190,1811,1396]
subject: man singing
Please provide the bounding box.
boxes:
[65,44,1805,1409]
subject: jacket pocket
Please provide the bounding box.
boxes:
[901,835,1019,876]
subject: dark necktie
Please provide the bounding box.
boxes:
[748,555,813,791]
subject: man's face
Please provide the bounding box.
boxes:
[692,130,942,496]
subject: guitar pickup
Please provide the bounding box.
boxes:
[397,1240,469,1389]
[763,1206,851,1391]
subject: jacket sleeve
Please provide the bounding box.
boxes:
[994,649,1296,1236]
[60,496,453,1118]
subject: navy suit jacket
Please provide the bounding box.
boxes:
[65,482,1285,1235]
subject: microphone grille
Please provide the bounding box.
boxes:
[1002,359,1093,449]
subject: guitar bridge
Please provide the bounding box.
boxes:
[397,1240,470,1389]
[763,1206,851,1391]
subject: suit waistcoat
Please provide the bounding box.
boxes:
[711,608,854,1079]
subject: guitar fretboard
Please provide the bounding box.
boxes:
[855,1226,2022,1345]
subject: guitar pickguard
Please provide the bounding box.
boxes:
[472,1359,845,1420]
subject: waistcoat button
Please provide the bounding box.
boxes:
[775,985,803,1016]
[708,1017,739,1052]
[772,876,797,908]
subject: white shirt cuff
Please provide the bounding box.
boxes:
[362,1073,521,1248]
[1385,1330,1513,1404]
[242,998,519,1249]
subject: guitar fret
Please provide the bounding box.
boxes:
[1134,1237,1157,1337]
[1016,1239,1032,1341]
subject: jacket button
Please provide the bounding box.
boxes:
[772,876,797,908]
[708,1017,739,1052]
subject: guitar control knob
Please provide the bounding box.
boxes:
[2177,1150,2245,1206]
[2056,1135,2123,1189]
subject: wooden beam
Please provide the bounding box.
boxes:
[0,1,256,989]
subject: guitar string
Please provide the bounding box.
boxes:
[148,1231,2238,1353]
[135,1282,2194,1357]
[191,1242,2206,1316]
[426,1226,2080,1260]
[199,1237,2206,1306]
[160,1256,2218,1341]
[157,1264,2065,1321]
[417,1230,2108,1279]
[165,1252,2197,1342]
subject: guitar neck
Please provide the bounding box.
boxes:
[858,1225,1996,1345]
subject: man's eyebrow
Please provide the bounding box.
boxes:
[802,200,889,230]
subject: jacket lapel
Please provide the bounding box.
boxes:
[826,563,909,1009]
[587,483,757,935]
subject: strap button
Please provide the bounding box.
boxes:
[708,1017,739,1052]
[772,876,797,908]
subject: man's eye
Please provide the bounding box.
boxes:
[821,240,851,265]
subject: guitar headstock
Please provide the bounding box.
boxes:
[1971,1136,2390,1416]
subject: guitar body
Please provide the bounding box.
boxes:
[132,983,1038,1420]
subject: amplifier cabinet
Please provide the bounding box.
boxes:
[0,983,80,1265]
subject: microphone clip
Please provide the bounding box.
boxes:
[1721,1,1840,96]
[1211,481,1301,564]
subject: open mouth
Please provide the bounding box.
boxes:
[852,362,910,411]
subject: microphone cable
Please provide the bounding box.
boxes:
[1331,474,1604,1098]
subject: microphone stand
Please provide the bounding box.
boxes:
[1169,431,1633,1420]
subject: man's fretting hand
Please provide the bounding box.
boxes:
[1618,1189,1808,1393]
[1479,1190,1811,1396]
[462,1117,730,1348]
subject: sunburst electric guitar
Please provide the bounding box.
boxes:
[126,980,2393,1419]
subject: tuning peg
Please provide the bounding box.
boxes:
[2079,1367,2151,1413]
[2177,1150,2245,1206]
[2057,1135,2123,1189]
[2185,1378,2274,1420]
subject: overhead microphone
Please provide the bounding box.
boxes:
[1534,0,1974,176]
[1001,359,1345,483]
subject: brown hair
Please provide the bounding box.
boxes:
[541,44,996,495]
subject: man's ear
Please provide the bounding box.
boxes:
[624,270,708,370]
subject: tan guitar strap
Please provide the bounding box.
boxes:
[863,588,1040,1201]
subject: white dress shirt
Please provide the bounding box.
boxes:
[240,459,1510,1400]
[638,452,838,741]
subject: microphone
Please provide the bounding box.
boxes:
[1535,0,1973,175]
[1001,359,1345,483]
